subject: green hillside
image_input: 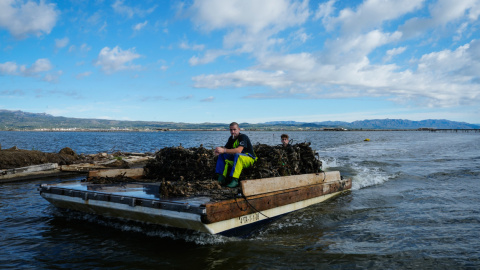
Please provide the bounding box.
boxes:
[0,110,478,131]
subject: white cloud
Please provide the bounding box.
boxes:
[189,50,228,66]
[55,37,69,49]
[194,37,480,108]
[384,47,407,62]
[400,0,479,38]
[314,0,336,21]
[112,0,156,18]
[0,0,58,38]
[258,52,316,72]
[188,0,480,111]
[454,22,469,41]
[468,1,480,20]
[325,0,424,33]
[35,89,82,99]
[87,12,102,25]
[322,30,403,64]
[292,28,310,43]
[179,41,205,51]
[76,71,92,79]
[99,21,108,33]
[193,70,291,89]
[187,0,310,64]
[178,95,194,100]
[1,58,60,83]
[156,59,169,71]
[0,89,25,96]
[190,0,309,33]
[20,58,53,75]
[133,21,148,31]
[43,70,63,83]
[201,96,215,102]
[69,43,91,54]
[140,96,167,102]
[112,0,136,18]
[1,58,52,76]
[429,0,478,24]
[94,46,142,74]
[412,40,480,101]
[0,61,18,75]
[80,43,92,52]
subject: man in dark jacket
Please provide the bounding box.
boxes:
[214,122,257,187]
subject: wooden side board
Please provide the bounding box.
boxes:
[241,171,341,196]
[202,177,351,224]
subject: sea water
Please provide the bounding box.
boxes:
[0,130,479,269]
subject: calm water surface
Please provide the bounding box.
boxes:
[1,131,479,269]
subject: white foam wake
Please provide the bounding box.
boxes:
[350,165,397,190]
[320,157,397,190]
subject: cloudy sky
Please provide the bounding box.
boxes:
[1,0,479,124]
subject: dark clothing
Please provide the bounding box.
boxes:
[216,133,256,179]
[224,133,256,159]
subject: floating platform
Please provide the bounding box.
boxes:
[39,170,351,237]
[1,163,66,183]
[1,154,153,183]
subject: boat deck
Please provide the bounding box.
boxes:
[40,171,351,236]
[40,181,210,215]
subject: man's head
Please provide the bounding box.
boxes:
[281,134,289,146]
[229,122,240,138]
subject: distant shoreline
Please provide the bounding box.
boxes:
[2,110,479,130]
[2,128,479,132]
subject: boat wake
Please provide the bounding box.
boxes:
[350,164,398,190]
[321,157,398,190]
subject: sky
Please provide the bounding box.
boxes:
[1,0,480,124]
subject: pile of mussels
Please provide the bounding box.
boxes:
[144,142,322,182]
[90,143,322,199]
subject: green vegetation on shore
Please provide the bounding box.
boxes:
[1,110,479,131]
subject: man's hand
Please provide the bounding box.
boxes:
[214,146,225,156]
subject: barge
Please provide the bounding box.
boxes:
[39,169,351,237]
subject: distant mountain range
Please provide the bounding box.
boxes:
[265,119,480,129]
[1,109,479,130]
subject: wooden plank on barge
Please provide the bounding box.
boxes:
[121,156,153,164]
[202,177,351,224]
[87,168,145,180]
[240,171,341,197]
[60,163,110,172]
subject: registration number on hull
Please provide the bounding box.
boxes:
[238,213,260,225]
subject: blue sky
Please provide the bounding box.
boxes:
[1,0,479,124]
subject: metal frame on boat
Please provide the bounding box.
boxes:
[39,170,351,236]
